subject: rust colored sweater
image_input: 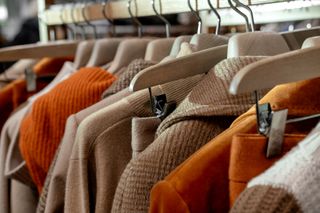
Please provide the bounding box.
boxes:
[0,57,71,131]
[19,67,116,193]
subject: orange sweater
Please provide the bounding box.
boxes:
[0,57,71,131]
[19,67,116,193]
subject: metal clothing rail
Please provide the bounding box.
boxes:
[39,0,285,26]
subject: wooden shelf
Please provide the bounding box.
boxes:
[40,0,285,26]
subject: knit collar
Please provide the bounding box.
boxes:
[157,56,269,135]
[232,77,320,127]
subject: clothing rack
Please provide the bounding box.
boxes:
[37,0,285,41]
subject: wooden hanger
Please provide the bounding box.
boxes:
[281,26,320,50]
[227,32,291,57]
[145,38,175,62]
[228,27,320,58]
[130,44,227,91]
[107,38,153,74]
[161,36,193,62]
[229,39,320,95]
[85,38,122,67]
[0,40,79,62]
[73,40,96,69]
[144,0,175,63]
[129,0,229,92]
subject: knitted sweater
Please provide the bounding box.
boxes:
[0,57,70,131]
[37,59,154,213]
[111,57,268,213]
[19,67,116,192]
[231,123,320,213]
[149,77,320,213]
[102,59,155,99]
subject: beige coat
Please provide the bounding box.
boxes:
[64,75,203,213]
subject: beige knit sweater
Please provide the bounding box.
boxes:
[111,57,268,213]
[64,75,203,213]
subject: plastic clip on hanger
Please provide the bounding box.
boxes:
[229,36,320,158]
[107,0,153,74]
[144,0,175,63]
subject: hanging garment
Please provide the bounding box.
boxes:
[228,134,306,206]
[149,76,320,213]
[0,57,70,131]
[111,57,267,213]
[37,89,131,213]
[19,68,116,193]
[64,75,203,213]
[0,59,39,89]
[230,123,320,213]
[0,60,75,213]
[101,59,155,99]
[37,59,156,213]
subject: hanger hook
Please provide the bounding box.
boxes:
[127,0,143,37]
[188,0,202,34]
[81,1,98,38]
[207,0,221,35]
[227,0,250,32]
[71,1,86,39]
[60,3,75,39]
[101,0,116,36]
[151,0,170,38]
[232,0,255,32]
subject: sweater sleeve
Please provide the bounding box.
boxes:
[149,180,190,213]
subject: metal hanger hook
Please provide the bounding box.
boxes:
[101,0,116,36]
[227,0,250,32]
[187,0,202,34]
[71,1,86,39]
[60,3,75,39]
[151,0,171,38]
[81,1,98,38]
[233,0,255,32]
[127,0,143,37]
[207,0,221,35]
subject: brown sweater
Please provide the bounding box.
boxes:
[149,77,320,213]
[112,57,268,213]
[19,67,116,192]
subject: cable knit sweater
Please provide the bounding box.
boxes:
[111,57,268,213]
[19,67,116,192]
[102,59,155,99]
[231,123,320,213]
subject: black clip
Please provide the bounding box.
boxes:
[255,91,273,136]
[148,88,176,120]
[255,91,287,158]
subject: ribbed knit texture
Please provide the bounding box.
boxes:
[102,59,155,99]
[112,57,268,213]
[0,57,70,131]
[231,186,302,213]
[231,123,320,213]
[19,67,116,193]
